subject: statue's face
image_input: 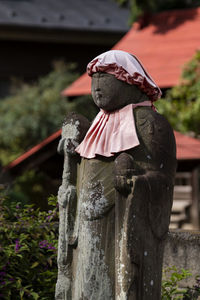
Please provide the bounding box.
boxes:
[91,72,130,111]
[91,72,147,111]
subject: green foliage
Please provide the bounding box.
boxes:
[156,50,200,137]
[162,266,191,299]
[6,170,60,210]
[0,62,97,165]
[162,266,200,299]
[116,0,199,22]
[0,193,58,299]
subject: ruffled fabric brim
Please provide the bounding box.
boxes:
[87,59,161,102]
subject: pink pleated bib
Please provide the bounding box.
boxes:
[75,101,152,158]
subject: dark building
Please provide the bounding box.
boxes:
[0,0,129,96]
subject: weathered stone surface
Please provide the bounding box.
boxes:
[164,230,200,287]
[113,106,176,299]
[56,73,177,299]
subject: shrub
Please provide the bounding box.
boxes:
[116,0,199,23]
[156,50,200,137]
[6,170,60,211]
[0,61,97,165]
[0,193,58,299]
[162,266,200,299]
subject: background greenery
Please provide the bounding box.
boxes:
[0,61,97,166]
[156,50,200,138]
[0,194,58,299]
[0,61,97,208]
[116,0,200,22]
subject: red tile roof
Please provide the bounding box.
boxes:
[174,131,200,160]
[4,130,200,174]
[62,7,200,96]
[4,129,61,170]
[61,73,92,97]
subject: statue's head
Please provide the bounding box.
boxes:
[87,50,161,112]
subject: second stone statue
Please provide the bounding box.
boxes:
[55,50,177,300]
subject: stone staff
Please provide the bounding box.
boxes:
[55,113,90,299]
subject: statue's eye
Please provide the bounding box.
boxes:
[92,72,109,78]
[100,73,111,78]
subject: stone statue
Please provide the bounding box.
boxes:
[55,50,177,300]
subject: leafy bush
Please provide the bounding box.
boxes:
[6,170,61,211]
[0,62,97,165]
[162,266,191,299]
[0,193,58,299]
[162,266,200,300]
[116,0,199,22]
[156,50,200,137]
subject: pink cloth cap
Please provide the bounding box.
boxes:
[87,50,162,101]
